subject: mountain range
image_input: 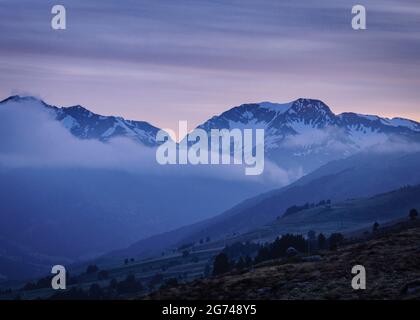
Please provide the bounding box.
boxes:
[193,98,420,173]
[3,94,420,177]
[3,95,420,165]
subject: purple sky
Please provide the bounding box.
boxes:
[0,0,419,130]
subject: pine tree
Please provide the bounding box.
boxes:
[409,208,418,220]
[318,233,326,250]
[213,253,230,276]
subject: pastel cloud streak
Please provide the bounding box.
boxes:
[0,0,419,130]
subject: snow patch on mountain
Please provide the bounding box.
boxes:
[355,114,380,121]
[258,101,292,114]
[385,118,420,131]
[61,115,79,130]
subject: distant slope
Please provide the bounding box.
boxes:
[180,152,420,243]
[277,184,420,228]
[0,235,71,285]
[222,184,420,244]
[114,151,420,260]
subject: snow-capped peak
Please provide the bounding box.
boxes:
[288,98,334,116]
[258,101,293,114]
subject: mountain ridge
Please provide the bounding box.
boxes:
[0,95,163,147]
[4,94,420,175]
[3,95,420,149]
[186,97,420,173]
[198,98,420,134]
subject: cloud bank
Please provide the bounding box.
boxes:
[0,101,294,186]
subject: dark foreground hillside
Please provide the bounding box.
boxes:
[147,223,420,300]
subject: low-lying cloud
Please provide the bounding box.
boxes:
[280,124,419,155]
[0,100,293,186]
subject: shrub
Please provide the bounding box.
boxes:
[160,278,178,289]
[86,265,99,274]
[328,233,344,250]
[88,284,104,299]
[98,270,109,280]
[148,273,164,290]
[117,274,143,294]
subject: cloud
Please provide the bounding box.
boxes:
[0,100,295,187]
[0,100,157,171]
[281,126,351,153]
[367,135,420,154]
[280,124,420,157]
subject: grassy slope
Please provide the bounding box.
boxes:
[116,152,420,261]
[147,222,420,300]
[177,185,420,250]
